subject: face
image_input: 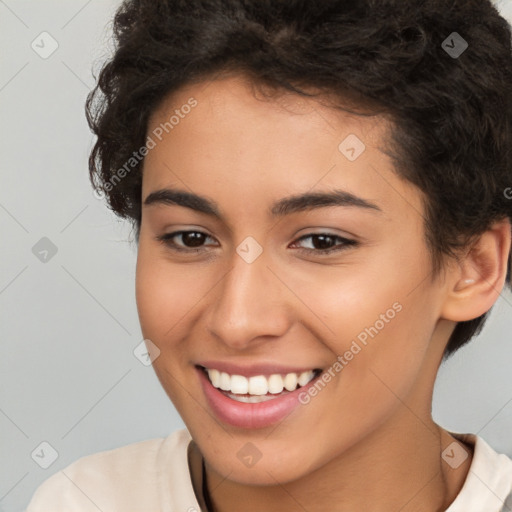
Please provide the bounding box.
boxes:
[136,74,451,484]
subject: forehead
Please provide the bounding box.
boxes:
[148,74,389,146]
[142,74,422,221]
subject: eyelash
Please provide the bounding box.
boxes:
[156,230,358,255]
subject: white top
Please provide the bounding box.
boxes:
[26,429,512,512]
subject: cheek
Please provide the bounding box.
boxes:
[134,244,207,411]
[289,252,436,397]
[286,281,436,464]
[135,243,206,339]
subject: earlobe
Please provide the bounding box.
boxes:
[441,219,511,322]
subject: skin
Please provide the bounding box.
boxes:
[135,73,511,511]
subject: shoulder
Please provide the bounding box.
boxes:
[447,432,512,512]
[25,428,192,512]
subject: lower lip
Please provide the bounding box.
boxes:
[196,367,321,429]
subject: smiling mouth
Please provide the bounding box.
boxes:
[197,365,323,403]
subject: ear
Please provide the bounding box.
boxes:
[441,218,511,322]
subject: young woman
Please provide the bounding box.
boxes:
[27,0,512,510]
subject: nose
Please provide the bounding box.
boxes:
[205,252,292,350]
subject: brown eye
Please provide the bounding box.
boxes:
[156,230,218,252]
[180,231,207,247]
[310,234,337,250]
[292,233,358,254]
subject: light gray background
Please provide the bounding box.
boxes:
[1,1,511,511]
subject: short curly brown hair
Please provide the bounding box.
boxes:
[86,0,512,358]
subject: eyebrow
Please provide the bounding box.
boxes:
[143,188,382,218]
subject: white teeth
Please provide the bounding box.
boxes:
[219,371,231,391]
[205,368,318,396]
[267,374,283,394]
[283,372,298,391]
[230,374,248,394]
[225,392,276,403]
[248,375,268,395]
[208,368,220,388]
[298,371,314,387]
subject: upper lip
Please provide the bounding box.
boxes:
[196,361,323,378]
